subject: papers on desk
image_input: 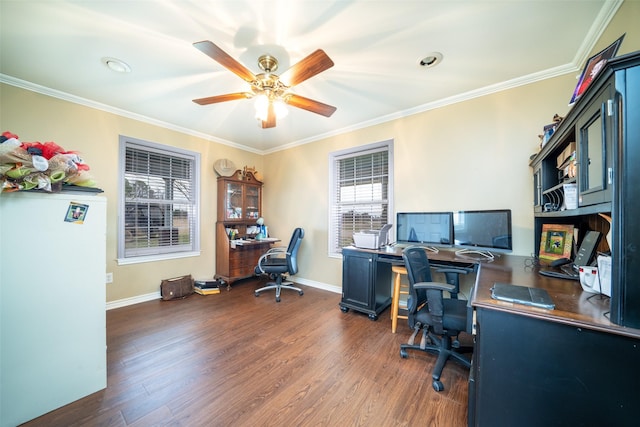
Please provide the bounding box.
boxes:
[230,237,279,248]
[230,239,242,248]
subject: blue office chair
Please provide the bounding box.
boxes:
[254,227,304,302]
[400,246,473,391]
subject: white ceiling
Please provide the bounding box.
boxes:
[0,0,621,153]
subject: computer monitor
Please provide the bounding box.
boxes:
[453,209,512,259]
[396,212,453,250]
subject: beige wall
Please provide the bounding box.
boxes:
[262,74,577,287]
[262,0,639,288]
[1,0,637,301]
[0,85,263,302]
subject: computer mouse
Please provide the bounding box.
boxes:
[550,257,571,267]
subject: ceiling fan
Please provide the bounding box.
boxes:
[192,40,337,128]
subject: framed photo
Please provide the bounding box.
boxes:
[539,224,574,262]
[65,202,89,224]
[569,34,625,106]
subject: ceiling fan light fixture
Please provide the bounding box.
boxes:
[419,52,443,68]
[192,41,336,127]
[255,93,288,122]
[273,98,288,119]
[254,94,269,121]
[102,57,131,73]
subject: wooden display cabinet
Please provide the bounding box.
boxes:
[217,170,262,223]
[215,170,274,288]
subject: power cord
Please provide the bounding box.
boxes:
[524,254,541,271]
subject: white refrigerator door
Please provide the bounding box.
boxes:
[0,192,107,427]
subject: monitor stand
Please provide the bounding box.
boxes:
[455,248,495,261]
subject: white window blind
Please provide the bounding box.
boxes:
[329,141,392,256]
[118,137,200,261]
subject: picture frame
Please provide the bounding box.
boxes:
[569,34,625,106]
[65,202,89,224]
[539,224,574,262]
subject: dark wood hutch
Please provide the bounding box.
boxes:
[215,169,274,289]
[529,51,640,328]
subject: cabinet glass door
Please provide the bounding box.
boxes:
[578,82,613,207]
[244,184,260,220]
[225,182,243,219]
[582,113,604,192]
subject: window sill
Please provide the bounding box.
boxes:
[117,250,201,266]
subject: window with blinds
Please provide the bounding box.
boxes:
[118,136,200,261]
[329,140,393,256]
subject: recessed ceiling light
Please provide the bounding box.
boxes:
[419,52,443,68]
[102,57,131,73]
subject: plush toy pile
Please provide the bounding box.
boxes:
[0,131,96,192]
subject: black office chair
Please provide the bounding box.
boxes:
[400,246,473,391]
[254,227,304,302]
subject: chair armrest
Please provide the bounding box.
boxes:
[433,267,468,297]
[413,281,457,293]
[434,267,469,276]
[256,247,289,274]
[264,246,287,254]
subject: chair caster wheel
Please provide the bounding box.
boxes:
[432,380,444,392]
[299,290,304,296]
[400,349,408,358]
[340,306,349,313]
[276,297,281,302]
[368,313,378,321]
[255,292,260,297]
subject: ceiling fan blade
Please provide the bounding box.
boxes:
[286,94,337,117]
[193,40,256,82]
[193,92,250,105]
[279,49,334,87]
[262,102,276,128]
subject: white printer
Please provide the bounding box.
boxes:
[353,224,393,249]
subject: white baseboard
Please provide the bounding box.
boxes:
[291,277,341,294]
[105,278,340,310]
[106,292,160,310]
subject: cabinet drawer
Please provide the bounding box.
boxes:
[229,244,267,275]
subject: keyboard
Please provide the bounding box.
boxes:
[539,269,579,281]
[431,260,475,270]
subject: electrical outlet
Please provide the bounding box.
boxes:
[106,272,113,284]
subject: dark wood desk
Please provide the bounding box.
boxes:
[339,246,476,320]
[215,232,279,289]
[340,246,640,426]
[469,255,640,427]
[471,255,640,338]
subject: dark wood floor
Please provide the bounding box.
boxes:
[23,279,470,426]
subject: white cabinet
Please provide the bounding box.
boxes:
[0,192,107,427]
